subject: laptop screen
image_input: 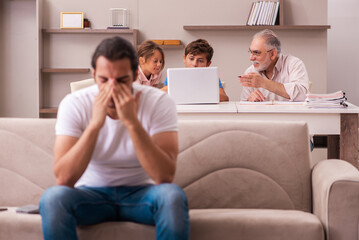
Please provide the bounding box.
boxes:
[167,67,219,104]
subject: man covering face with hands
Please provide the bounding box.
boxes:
[39,36,189,240]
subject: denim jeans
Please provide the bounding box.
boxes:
[39,183,189,240]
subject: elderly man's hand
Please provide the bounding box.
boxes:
[247,89,266,102]
[239,72,267,88]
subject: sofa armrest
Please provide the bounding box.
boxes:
[312,159,359,240]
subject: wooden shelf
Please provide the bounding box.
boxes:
[161,44,185,49]
[42,28,138,34]
[137,44,185,49]
[41,28,138,54]
[183,25,331,30]
[39,108,58,114]
[41,68,90,73]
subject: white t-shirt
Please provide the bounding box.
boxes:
[56,84,178,187]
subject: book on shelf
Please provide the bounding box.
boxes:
[272,2,280,25]
[267,2,276,25]
[257,1,266,25]
[263,2,271,25]
[247,2,256,26]
[252,2,262,25]
[246,1,280,26]
[260,2,270,25]
[304,91,348,108]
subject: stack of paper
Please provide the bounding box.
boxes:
[304,91,348,108]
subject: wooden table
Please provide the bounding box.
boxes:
[176,102,359,168]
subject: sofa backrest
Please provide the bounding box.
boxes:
[0,118,57,206]
[173,120,312,213]
[0,118,311,213]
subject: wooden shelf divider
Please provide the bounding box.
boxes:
[39,107,58,114]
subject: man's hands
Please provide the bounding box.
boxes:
[91,82,141,129]
[239,73,267,102]
[112,83,142,128]
[91,83,112,129]
[239,72,290,101]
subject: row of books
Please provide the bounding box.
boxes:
[247,1,280,26]
[304,91,348,108]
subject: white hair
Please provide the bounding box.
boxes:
[253,29,281,54]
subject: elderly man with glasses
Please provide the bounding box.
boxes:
[239,29,309,102]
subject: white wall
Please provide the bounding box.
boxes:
[0,0,38,117]
[328,0,359,106]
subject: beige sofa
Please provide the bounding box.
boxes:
[0,118,359,240]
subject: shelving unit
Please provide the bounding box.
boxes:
[39,28,139,117]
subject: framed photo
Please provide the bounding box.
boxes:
[60,12,84,29]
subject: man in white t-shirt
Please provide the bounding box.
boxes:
[239,29,309,102]
[39,36,189,240]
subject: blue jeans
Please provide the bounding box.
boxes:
[39,183,189,240]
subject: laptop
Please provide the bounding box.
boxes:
[167,67,219,104]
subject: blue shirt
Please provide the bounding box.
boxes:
[163,77,224,89]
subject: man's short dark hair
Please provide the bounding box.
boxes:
[185,39,214,63]
[91,36,138,78]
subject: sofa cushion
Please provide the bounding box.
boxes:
[175,120,312,212]
[0,208,323,240]
[0,208,155,240]
[189,209,324,240]
[0,208,42,240]
[0,118,56,206]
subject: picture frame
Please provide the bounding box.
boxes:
[60,12,84,29]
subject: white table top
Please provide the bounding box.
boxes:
[176,102,237,113]
[176,101,359,114]
[235,102,359,114]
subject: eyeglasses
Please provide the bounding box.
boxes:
[248,48,274,56]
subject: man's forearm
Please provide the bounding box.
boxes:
[126,120,177,184]
[54,123,101,187]
[264,80,290,99]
